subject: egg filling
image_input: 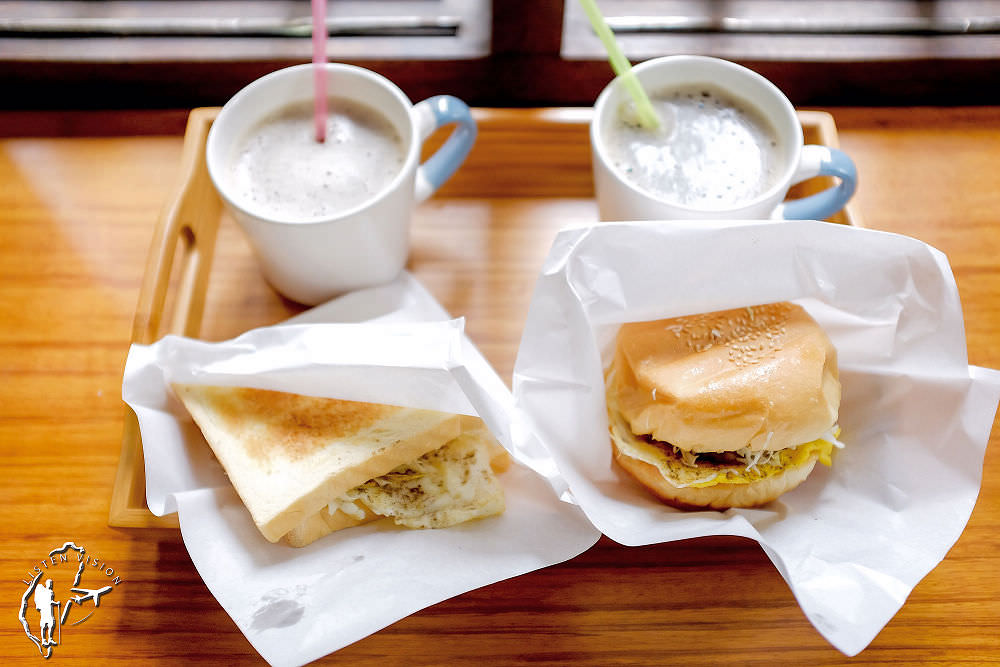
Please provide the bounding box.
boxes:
[608,396,843,489]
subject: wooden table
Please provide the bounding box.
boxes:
[1,107,998,664]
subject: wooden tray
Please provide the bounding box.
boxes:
[109,107,863,528]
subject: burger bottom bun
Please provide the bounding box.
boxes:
[611,441,819,511]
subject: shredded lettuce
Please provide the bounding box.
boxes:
[610,398,842,489]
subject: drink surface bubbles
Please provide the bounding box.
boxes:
[229,97,405,221]
[606,85,785,209]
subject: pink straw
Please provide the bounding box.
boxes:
[311,0,328,142]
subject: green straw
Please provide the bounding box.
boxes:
[578,0,659,130]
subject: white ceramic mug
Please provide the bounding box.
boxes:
[591,55,857,222]
[206,63,476,305]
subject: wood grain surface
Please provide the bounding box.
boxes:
[0,107,998,665]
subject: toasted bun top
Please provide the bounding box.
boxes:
[608,302,840,453]
[173,385,462,542]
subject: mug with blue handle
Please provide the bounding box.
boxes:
[591,55,857,223]
[207,63,477,306]
[775,144,857,221]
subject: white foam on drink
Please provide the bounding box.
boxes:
[607,84,785,209]
[229,97,404,221]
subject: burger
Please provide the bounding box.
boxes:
[605,301,843,510]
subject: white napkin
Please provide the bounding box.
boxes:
[122,272,601,667]
[511,219,1000,656]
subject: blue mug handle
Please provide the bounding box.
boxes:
[412,95,477,202]
[777,146,858,220]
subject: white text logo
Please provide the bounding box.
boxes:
[18,542,124,659]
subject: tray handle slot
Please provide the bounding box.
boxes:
[111,108,221,528]
[134,109,222,344]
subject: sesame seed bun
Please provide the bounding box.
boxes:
[605,302,841,510]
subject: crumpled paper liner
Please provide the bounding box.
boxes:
[122,273,601,666]
[510,219,1000,656]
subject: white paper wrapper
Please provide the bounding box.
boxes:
[122,272,601,667]
[511,219,1000,656]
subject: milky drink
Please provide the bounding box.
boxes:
[606,84,786,210]
[228,97,405,221]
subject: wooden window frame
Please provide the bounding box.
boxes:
[1,0,998,110]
